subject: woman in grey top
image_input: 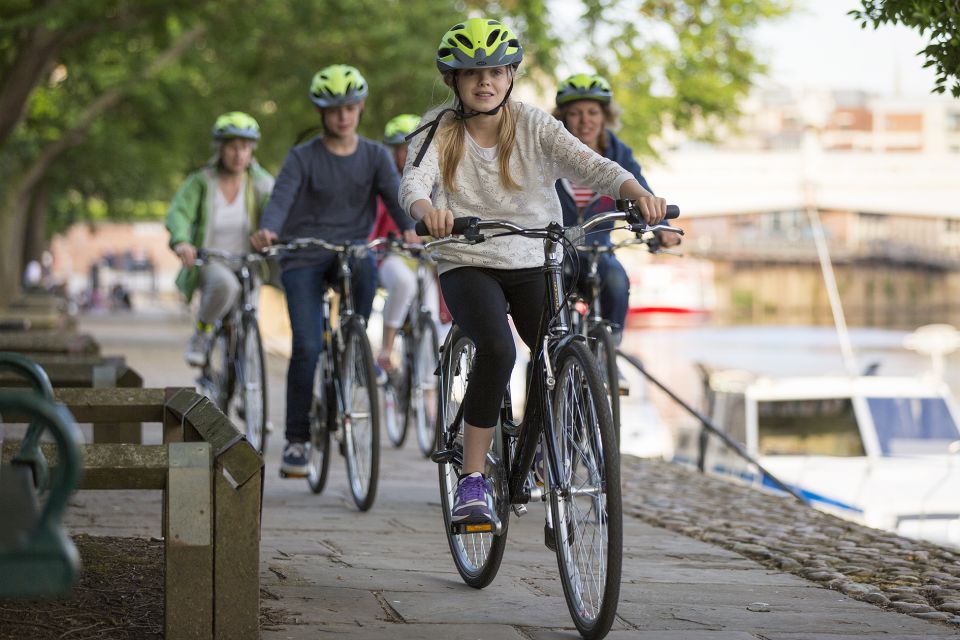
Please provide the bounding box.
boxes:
[166,112,275,367]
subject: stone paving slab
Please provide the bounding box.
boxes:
[62,312,960,638]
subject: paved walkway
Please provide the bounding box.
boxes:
[65,310,959,639]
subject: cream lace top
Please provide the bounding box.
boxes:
[399,102,634,274]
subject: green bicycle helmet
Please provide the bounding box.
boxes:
[309,64,369,108]
[555,73,613,106]
[383,114,421,146]
[436,18,523,74]
[211,111,261,141]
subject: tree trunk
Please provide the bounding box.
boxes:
[0,23,206,300]
[22,181,49,269]
[0,188,32,301]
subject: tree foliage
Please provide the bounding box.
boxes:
[0,0,789,293]
[572,0,792,156]
[851,0,960,97]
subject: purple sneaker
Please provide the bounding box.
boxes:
[452,472,494,523]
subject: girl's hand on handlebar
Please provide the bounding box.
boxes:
[420,207,454,238]
[656,229,682,248]
[402,228,420,245]
[636,195,667,226]
[174,242,197,268]
[250,229,278,251]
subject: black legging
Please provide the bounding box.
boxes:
[439,266,546,428]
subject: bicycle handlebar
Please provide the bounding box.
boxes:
[195,248,268,267]
[415,202,681,249]
[262,237,381,258]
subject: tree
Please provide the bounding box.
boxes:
[851,0,960,97]
[573,0,792,156]
[0,0,790,296]
[0,0,555,295]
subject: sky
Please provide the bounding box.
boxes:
[550,0,941,98]
[753,0,940,96]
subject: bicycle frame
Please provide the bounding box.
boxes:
[434,209,683,511]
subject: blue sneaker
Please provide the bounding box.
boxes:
[452,472,494,523]
[280,440,310,477]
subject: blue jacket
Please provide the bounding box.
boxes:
[555,130,653,246]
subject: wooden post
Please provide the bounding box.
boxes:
[165,442,213,640]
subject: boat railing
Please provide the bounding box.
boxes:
[617,350,810,505]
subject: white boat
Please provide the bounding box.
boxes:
[675,364,960,547]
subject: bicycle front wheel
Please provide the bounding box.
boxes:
[436,327,509,589]
[240,318,268,454]
[340,317,380,511]
[548,341,622,639]
[307,360,332,495]
[201,326,231,411]
[589,324,620,442]
[411,313,440,458]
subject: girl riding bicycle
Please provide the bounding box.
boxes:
[252,64,416,477]
[400,17,668,525]
[370,114,440,374]
[166,112,275,368]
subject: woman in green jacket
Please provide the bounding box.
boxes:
[165,112,275,366]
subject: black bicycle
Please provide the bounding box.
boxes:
[266,238,381,511]
[195,248,268,454]
[567,230,680,440]
[422,202,680,639]
[373,236,441,457]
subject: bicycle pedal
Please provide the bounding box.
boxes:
[618,387,630,397]
[451,518,502,536]
[431,448,456,464]
[279,470,309,479]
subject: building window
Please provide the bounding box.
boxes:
[947,112,960,133]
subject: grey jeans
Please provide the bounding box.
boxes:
[197,261,241,325]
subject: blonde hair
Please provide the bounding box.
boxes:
[436,72,521,193]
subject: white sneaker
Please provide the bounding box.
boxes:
[185,329,212,367]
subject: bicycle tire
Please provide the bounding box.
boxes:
[341,316,380,511]
[384,329,409,448]
[411,313,440,458]
[240,318,268,454]
[307,359,332,494]
[588,324,620,442]
[202,326,232,412]
[547,340,622,639]
[436,327,509,589]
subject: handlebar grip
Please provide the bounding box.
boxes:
[665,204,680,219]
[414,216,478,237]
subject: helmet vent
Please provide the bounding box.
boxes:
[486,29,500,47]
[438,47,452,57]
[455,33,473,48]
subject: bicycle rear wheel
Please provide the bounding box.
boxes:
[341,317,380,511]
[240,318,268,453]
[384,329,409,448]
[411,313,440,458]
[436,328,509,589]
[547,341,622,639]
[589,324,620,442]
[307,359,332,494]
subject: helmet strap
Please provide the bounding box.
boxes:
[408,75,515,168]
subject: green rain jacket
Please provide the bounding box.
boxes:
[165,159,275,301]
